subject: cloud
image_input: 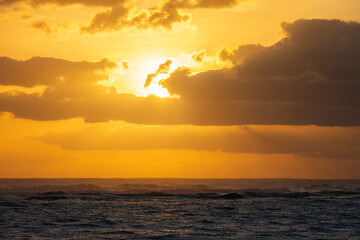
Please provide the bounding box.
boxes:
[193,0,239,9]
[0,0,22,6]
[81,0,243,34]
[144,74,157,88]
[163,19,360,108]
[2,0,244,34]
[218,44,264,66]
[121,61,129,70]
[2,81,359,126]
[35,125,360,159]
[3,0,238,8]
[0,56,116,87]
[157,59,173,73]
[191,50,206,63]
[80,3,131,34]
[1,19,360,126]
[144,59,172,87]
[31,20,53,35]
[1,0,241,8]
[82,0,191,34]
[0,0,126,7]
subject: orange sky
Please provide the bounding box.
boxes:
[1,0,360,178]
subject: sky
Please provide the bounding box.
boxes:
[1,0,360,178]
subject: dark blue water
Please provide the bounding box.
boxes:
[0,179,359,239]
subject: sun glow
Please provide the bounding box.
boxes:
[146,73,170,97]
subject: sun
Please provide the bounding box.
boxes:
[105,56,175,98]
[146,73,170,97]
[135,56,173,97]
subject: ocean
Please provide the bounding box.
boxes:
[0,178,359,239]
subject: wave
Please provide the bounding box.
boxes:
[1,179,360,199]
[1,190,358,201]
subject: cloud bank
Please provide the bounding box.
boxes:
[1,19,360,126]
[165,19,360,106]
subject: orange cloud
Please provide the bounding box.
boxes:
[0,57,116,87]
[0,0,126,7]
[2,0,244,34]
[121,61,129,70]
[31,20,53,35]
[144,59,172,87]
[81,3,131,34]
[191,50,206,63]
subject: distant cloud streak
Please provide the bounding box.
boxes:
[35,125,360,160]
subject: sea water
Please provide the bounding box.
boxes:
[0,178,359,239]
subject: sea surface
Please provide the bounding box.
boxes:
[0,178,359,239]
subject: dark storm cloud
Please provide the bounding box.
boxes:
[164,19,360,106]
[35,125,360,159]
[1,19,360,126]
